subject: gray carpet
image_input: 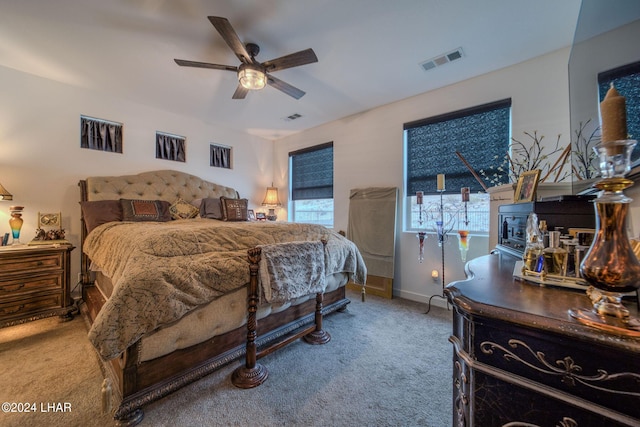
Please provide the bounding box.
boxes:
[0,290,453,426]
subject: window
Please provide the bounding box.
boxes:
[598,60,640,162]
[404,99,511,233]
[156,132,186,162]
[80,115,123,153]
[210,144,232,169]
[289,142,334,226]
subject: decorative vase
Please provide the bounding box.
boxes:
[9,205,24,245]
[570,140,640,336]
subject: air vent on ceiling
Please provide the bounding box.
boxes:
[283,113,302,122]
[420,47,464,72]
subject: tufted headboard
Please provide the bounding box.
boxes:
[82,169,239,203]
[78,170,240,283]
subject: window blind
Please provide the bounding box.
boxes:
[405,99,511,195]
[289,142,334,200]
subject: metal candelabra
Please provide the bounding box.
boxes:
[425,189,453,314]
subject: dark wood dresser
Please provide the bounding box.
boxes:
[444,252,639,427]
[0,245,75,328]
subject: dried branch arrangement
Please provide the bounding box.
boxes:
[509,131,570,183]
[571,119,601,180]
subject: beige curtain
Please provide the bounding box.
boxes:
[347,187,398,278]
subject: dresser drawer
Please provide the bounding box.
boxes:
[0,272,64,299]
[0,292,63,320]
[473,370,632,427]
[473,317,640,421]
[0,251,64,275]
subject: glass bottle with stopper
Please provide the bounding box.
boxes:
[543,230,568,276]
[522,213,544,273]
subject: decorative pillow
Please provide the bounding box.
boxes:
[80,200,123,233]
[191,198,203,210]
[120,199,171,222]
[200,197,223,219]
[169,198,200,220]
[220,197,249,221]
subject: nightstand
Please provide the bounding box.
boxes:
[0,244,76,328]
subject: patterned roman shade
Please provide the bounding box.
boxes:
[405,99,511,194]
[290,142,334,200]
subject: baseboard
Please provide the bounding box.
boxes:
[347,274,392,299]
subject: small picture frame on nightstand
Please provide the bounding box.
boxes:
[38,212,62,229]
[29,212,69,246]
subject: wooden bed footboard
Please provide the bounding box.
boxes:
[232,245,333,389]
[82,274,349,426]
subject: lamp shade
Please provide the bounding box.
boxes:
[238,64,267,90]
[0,183,13,201]
[262,187,281,207]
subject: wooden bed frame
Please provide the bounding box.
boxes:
[78,173,351,426]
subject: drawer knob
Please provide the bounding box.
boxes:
[0,283,25,292]
[37,261,44,266]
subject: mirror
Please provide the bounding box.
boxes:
[569,0,640,193]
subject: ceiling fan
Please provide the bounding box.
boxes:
[174,16,318,100]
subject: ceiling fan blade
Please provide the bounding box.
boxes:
[267,75,306,99]
[174,59,237,72]
[208,16,252,64]
[232,84,249,99]
[262,48,318,73]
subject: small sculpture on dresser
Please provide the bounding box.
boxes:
[33,228,66,241]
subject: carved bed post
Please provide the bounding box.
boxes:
[231,247,269,388]
[303,292,331,344]
[304,238,331,345]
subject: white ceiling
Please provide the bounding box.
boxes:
[1,0,585,140]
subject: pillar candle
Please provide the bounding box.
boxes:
[416,191,423,205]
[437,174,445,191]
[461,187,470,202]
[600,83,627,144]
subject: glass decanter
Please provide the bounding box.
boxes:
[570,140,640,336]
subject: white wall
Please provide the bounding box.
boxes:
[0,65,273,287]
[274,48,574,306]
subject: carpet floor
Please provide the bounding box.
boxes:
[0,289,453,427]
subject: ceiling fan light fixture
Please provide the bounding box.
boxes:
[238,64,267,90]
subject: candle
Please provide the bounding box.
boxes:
[437,174,445,191]
[461,187,470,202]
[600,83,627,144]
[416,191,423,205]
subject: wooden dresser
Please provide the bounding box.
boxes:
[445,253,639,427]
[0,245,75,328]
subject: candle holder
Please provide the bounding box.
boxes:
[426,189,453,314]
[458,188,470,261]
[417,231,427,263]
[569,140,640,336]
[416,191,427,263]
[458,230,469,262]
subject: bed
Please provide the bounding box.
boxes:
[78,170,366,426]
